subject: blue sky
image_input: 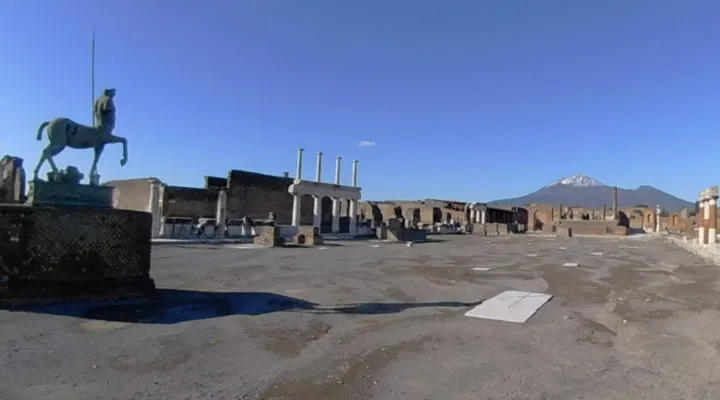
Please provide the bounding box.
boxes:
[1,1,718,202]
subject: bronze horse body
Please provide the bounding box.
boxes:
[32,117,128,184]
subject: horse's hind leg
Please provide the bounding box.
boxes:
[32,152,46,180]
[37,144,64,180]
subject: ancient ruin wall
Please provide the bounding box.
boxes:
[163,185,218,218]
[226,170,313,224]
[105,178,153,212]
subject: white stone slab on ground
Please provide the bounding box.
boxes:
[471,267,492,271]
[590,252,603,256]
[526,254,538,257]
[465,290,553,323]
[563,262,579,267]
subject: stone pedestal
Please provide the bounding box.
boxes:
[253,226,283,247]
[26,179,113,208]
[294,226,323,246]
[0,204,154,305]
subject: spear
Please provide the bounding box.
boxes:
[91,30,96,125]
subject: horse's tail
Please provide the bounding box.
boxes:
[36,121,50,141]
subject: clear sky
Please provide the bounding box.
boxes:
[1,1,718,202]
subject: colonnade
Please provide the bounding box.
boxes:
[290,148,362,236]
[466,204,486,224]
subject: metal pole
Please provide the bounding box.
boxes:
[91,30,96,125]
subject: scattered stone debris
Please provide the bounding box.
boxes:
[590,252,604,256]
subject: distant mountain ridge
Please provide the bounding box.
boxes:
[491,174,694,211]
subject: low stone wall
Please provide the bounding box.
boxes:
[472,223,518,236]
[555,221,627,236]
[0,204,155,304]
[667,236,720,265]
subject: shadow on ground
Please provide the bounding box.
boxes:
[7,289,480,324]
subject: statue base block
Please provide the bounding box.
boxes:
[0,204,155,306]
[26,179,113,208]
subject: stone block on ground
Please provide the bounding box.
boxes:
[556,227,573,237]
[253,226,283,247]
[294,225,323,246]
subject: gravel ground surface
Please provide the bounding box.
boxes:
[3,234,720,399]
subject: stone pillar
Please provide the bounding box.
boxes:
[702,186,719,245]
[481,209,486,224]
[334,156,342,185]
[331,197,340,232]
[602,205,607,220]
[313,195,322,228]
[316,152,323,182]
[296,148,304,181]
[655,204,661,233]
[710,196,718,245]
[352,160,358,187]
[613,186,618,220]
[292,194,302,227]
[148,180,161,237]
[349,200,357,236]
[216,189,227,236]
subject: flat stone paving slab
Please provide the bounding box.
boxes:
[3,235,720,399]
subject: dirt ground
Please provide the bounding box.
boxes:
[3,234,720,399]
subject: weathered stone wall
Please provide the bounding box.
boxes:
[226,170,313,224]
[105,178,153,212]
[163,185,218,218]
[0,204,154,301]
[0,155,25,203]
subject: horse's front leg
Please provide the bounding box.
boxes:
[89,145,105,186]
[106,134,128,166]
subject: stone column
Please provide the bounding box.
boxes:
[699,189,708,245]
[316,152,323,182]
[710,195,718,245]
[331,157,342,233]
[481,209,486,224]
[613,186,618,220]
[148,180,161,238]
[703,186,719,245]
[655,204,661,233]
[291,194,302,227]
[352,160,358,187]
[334,156,342,185]
[331,197,340,232]
[313,196,322,229]
[349,199,357,236]
[296,148,304,181]
[349,159,359,234]
[216,189,227,236]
